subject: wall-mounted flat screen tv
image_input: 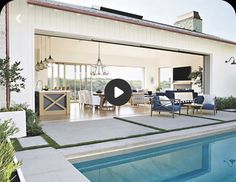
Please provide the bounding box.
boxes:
[173,66,191,81]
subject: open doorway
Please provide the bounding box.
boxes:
[34,34,208,122]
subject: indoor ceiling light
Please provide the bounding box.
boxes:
[35,36,48,71]
[43,36,48,69]
[91,42,109,76]
[47,37,54,64]
[35,61,41,71]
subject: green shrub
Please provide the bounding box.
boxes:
[0,104,43,136]
[216,96,236,110]
[0,106,22,112]
[14,104,43,136]
[0,120,22,182]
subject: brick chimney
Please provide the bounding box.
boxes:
[174,11,202,33]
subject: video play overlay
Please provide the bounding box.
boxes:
[105,79,132,106]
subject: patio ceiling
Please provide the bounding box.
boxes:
[35,35,204,64]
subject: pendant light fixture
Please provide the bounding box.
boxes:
[35,36,45,71]
[35,61,41,71]
[43,36,48,68]
[47,37,54,63]
[91,42,109,76]
[40,36,46,70]
[35,36,41,71]
[39,44,44,70]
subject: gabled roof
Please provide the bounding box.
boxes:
[27,0,236,46]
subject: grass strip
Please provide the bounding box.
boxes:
[11,138,23,151]
[114,117,166,131]
[11,135,53,152]
[41,133,60,148]
[116,115,236,133]
[56,131,161,149]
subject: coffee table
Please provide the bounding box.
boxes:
[184,103,203,115]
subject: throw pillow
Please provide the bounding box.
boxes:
[159,96,172,106]
[203,95,215,105]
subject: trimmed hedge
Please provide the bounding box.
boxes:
[216,96,236,110]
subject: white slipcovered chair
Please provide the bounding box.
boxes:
[87,91,100,106]
[78,90,85,105]
[81,90,100,107]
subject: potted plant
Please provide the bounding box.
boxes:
[188,66,203,92]
[43,85,49,91]
[0,57,27,138]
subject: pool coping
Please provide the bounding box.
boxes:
[61,121,236,164]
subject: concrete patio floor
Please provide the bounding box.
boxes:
[118,115,219,130]
[42,118,157,146]
[42,111,236,147]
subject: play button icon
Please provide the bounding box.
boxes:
[105,79,132,106]
[114,87,124,98]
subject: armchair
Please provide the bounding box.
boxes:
[151,96,181,118]
[86,91,100,107]
[194,95,217,115]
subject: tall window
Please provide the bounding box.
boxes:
[76,65,81,91]
[107,66,144,89]
[47,64,53,88]
[159,67,172,90]
[48,63,144,101]
[65,65,76,100]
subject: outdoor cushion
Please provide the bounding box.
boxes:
[202,104,215,110]
[203,95,215,105]
[195,95,204,104]
[159,96,172,106]
[152,96,161,108]
[166,105,181,112]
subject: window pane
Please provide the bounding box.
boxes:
[65,65,76,100]
[86,65,92,91]
[91,66,144,91]
[81,65,86,90]
[47,64,53,89]
[53,64,58,89]
[76,65,81,91]
[160,67,172,90]
[58,64,64,89]
[108,66,144,90]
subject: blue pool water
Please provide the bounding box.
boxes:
[74,132,236,182]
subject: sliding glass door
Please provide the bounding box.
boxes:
[48,63,92,102]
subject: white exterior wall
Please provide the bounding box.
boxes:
[8,0,236,108]
[0,7,6,108]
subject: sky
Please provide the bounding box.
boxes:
[55,0,236,41]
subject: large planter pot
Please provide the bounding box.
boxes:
[0,110,26,138]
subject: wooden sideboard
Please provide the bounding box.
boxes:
[35,91,70,116]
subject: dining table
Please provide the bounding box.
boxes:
[93,92,115,110]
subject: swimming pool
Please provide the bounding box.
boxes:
[73,131,236,182]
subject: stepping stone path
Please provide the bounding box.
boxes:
[18,136,48,148]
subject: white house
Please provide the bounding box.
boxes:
[1,0,236,109]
